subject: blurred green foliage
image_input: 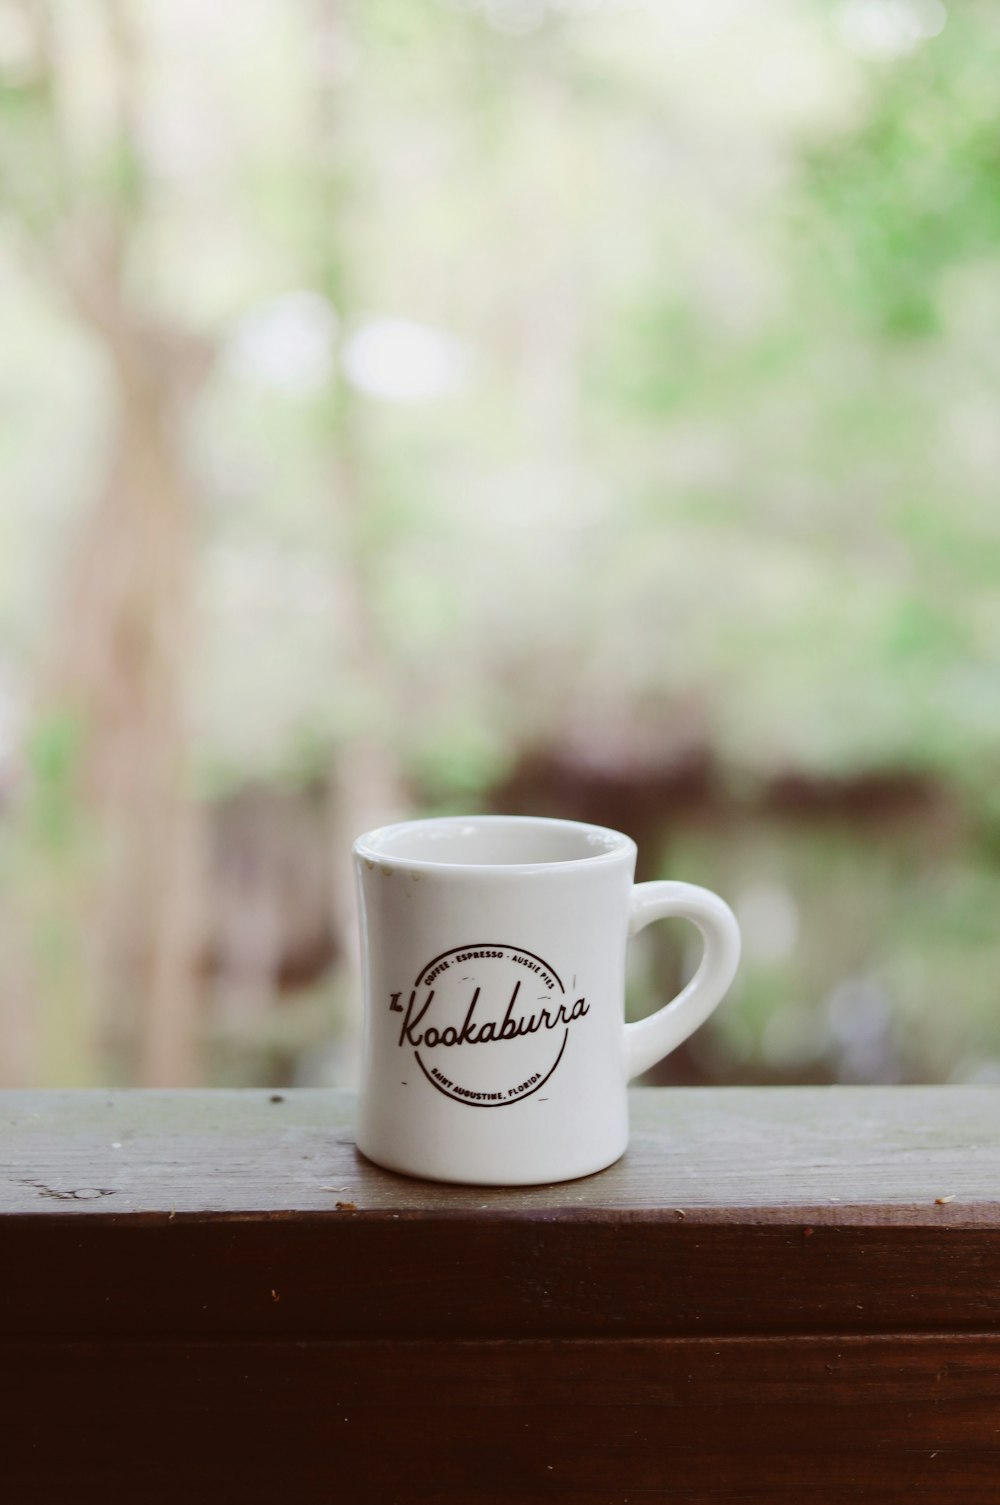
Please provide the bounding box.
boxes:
[0,0,998,1085]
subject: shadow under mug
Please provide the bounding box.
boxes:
[353,815,741,1186]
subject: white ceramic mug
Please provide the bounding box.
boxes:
[353,815,741,1186]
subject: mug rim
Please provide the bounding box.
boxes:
[353,814,637,874]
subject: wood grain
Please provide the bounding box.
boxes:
[1,1085,997,1218]
[3,1213,1000,1339]
[3,1087,999,1501]
[2,1335,999,1503]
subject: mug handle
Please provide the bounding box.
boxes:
[624,882,741,1081]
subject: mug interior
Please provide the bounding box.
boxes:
[355,815,633,869]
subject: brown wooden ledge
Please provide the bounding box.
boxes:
[2,1086,999,1502]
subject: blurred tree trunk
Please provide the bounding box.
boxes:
[310,1,409,1080]
[325,409,409,898]
[0,0,207,1085]
[37,320,205,1085]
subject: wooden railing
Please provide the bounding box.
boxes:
[2,1086,999,1502]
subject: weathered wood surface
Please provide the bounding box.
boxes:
[2,1085,997,1219]
[2,1087,999,1501]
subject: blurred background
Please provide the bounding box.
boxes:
[1,0,998,1090]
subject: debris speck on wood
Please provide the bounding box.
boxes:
[270,1289,280,1302]
[336,1200,357,1211]
[803,1226,815,1239]
[269,1094,284,1103]
[935,1194,956,1205]
[673,1208,686,1220]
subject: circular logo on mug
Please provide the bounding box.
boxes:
[389,943,589,1107]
